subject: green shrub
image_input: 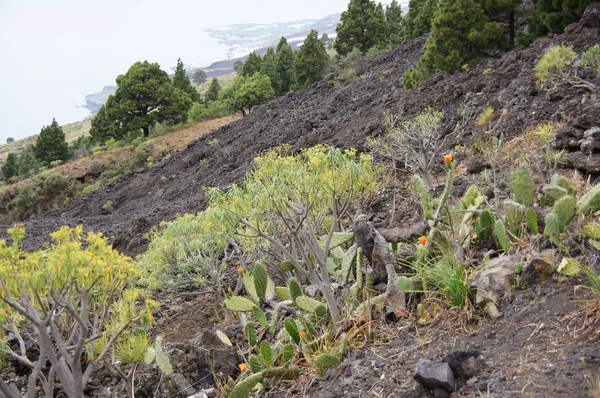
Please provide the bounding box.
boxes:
[402,67,426,90]
[535,45,576,88]
[188,102,210,122]
[580,44,600,74]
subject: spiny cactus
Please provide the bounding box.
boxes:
[243,272,259,303]
[544,212,560,241]
[543,185,568,203]
[505,201,525,238]
[557,258,581,277]
[297,314,317,337]
[260,341,272,369]
[263,366,302,380]
[280,260,294,271]
[275,286,291,301]
[282,344,294,363]
[551,174,572,190]
[314,305,327,319]
[249,354,262,374]
[296,296,324,313]
[552,195,576,230]
[578,184,600,215]
[252,306,269,328]
[253,264,268,301]
[494,220,510,253]
[227,372,263,398]
[314,353,341,375]
[288,278,303,303]
[584,223,600,239]
[509,166,535,206]
[224,296,256,312]
[245,323,257,346]
[477,210,494,240]
[154,336,173,376]
[526,207,539,234]
[285,318,300,344]
[413,175,433,220]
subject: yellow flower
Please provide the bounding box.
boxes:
[239,363,247,372]
[418,236,428,245]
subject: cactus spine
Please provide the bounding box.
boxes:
[288,278,303,303]
[224,296,256,312]
[509,166,535,206]
[253,263,268,301]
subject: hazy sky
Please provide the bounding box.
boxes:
[0,0,351,141]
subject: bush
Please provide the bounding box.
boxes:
[402,67,426,90]
[535,45,576,88]
[0,225,158,397]
[188,102,210,122]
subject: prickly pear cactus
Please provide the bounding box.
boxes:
[509,166,535,206]
[224,296,256,312]
[285,318,300,344]
[551,174,572,190]
[478,210,494,240]
[543,213,560,241]
[494,220,510,253]
[227,372,263,398]
[578,184,600,215]
[314,353,341,375]
[552,195,575,230]
[543,185,568,203]
[413,175,433,220]
[526,207,539,234]
[296,296,323,313]
[289,278,303,302]
[245,323,257,346]
[260,341,272,369]
[253,263,268,301]
[249,354,262,373]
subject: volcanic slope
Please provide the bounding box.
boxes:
[2,19,599,257]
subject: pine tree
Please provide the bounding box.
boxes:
[521,0,593,45]
[109,61,193,137]
[173,58,200,102]
[16,146,40,177]
[233,60,244,73]
[2,153,17,181]
[34,119,69,166]
[241,51,263,77]
[205,78,222,102]
[403,0,439,41]
[294,30,329,89]
[275,37,296,95]
[260,47,282,95]
[90,100,122,144]
[334,0,388,55]
[220,73,275,116]
[482,0,521,47]
[418,0,504,74]
[193,68,208,84]
[386,0,404,46]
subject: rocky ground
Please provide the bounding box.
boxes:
[2,6,600,398]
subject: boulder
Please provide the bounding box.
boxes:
[580,127,600,155]
[471,255,517,319]
[193,329,240,389]
[442,350,482,379]
[523,249,558,285]
[565,151,600,173]
[413,358,455,393]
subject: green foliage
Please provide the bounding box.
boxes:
[551,174,573,190]
[5,137,14,143]
[403,0,439,41]
[154,335,174,376]
[289,278,303,302]
[0,225,156,397]
[526,208,539,235]
[228,372,263,398]
[109,61,193,137]
[543,212,560,241]
[578,184,600,215]
[334,0,387,55]
[245,323,257,346]
[241,51,263,77]
[224,296,257,312]
[260,47,281,94]
[494,219,511,253]
[413,175,433,219]
[285,318,301,344]
[233,60,244,73]
[253,263,269,301]
[402,67,426,90]
[260,341,272,369]
[534,45,577,88]
[295,296,324,313]
[2,153,17,181]
[188,102,210,122]
[275,286,292,300]
[385,0,404,46]
[543,185,568,202]
[509,166,535,206]
[580,44,600,73]
[583,223,600,239]
[220,73,275,116]
[172,58,200,102]
[193,68,207,85]
[275,37,296,95]
[205,77,222,103]
[521,0,594,44]
[34,118,69,166]
[90,102,123,144]
[552,195,576,230]
[557,258,581,277]
[294,29,329,89]
[249,354,262,373]
[313,354,341,375]
[418,0,505,74]
[477,210,494,240]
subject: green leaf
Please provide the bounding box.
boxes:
[282,344,295,363]
[252,306,269,328]
[245,323,257,346]
[228,372,263,398]
[314,353,340,374]
[253,264,269,301]
[526,207,538,234]
[296,296,323,313]
[285,318,300,344]
[216,330,232,346]
[275,286,292,301]
[224,296,256,312]
[249,354,262,374]
[260,341,272,369]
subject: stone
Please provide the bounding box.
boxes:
[471,256,516,319]
[553,125,584,150]
[169,373,196,397]
[466,156,490,174]
[580,127,600,155]
[305,285,319,297]
[193,329,240,389]
[413,359,455,393]
[565,151,600,173]
[523,249,558,285]
[441,350,481,379]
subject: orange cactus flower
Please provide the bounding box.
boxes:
[418,236,428,245]
[299,331,307,338]
[239,363,247,372]
[237,268,244,275]
[443,154,453,163]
